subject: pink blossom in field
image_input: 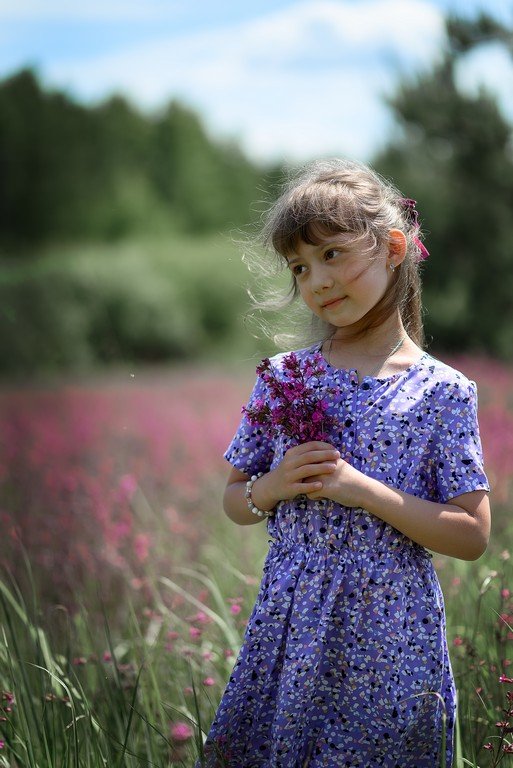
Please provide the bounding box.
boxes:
[453,636,463,647]
[170,721,193,742]
[224,649,235,658]
[230,604,242,616]
[190,611,211,625]
[502,589,511,600]
[203,676,215,686]
[183,686,193,696]
[117,473,138,501]
[103,651,112,662]
[189,627,202,640]
[134,533,151,563]
[0,369,243,608]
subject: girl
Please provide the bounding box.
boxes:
[202,159,490,767]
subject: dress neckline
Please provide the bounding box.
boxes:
[316,344,429,384]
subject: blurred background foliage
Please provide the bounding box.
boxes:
[1,10,512,378]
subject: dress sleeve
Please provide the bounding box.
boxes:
[434,379,490,502]
[223,372,275,477]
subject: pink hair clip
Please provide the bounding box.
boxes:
[399,198,429,261]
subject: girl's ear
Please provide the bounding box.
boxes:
[387,228,407,268]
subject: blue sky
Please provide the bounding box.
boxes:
[0,0,512,163]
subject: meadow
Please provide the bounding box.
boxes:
[1,354,513,767]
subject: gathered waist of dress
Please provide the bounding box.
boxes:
[266,533,433,566]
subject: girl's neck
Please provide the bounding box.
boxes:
[323,318,423,379]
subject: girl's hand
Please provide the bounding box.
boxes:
[306,457,367,508]
[251,441,340,510]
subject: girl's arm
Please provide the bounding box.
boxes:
[223,442,339,525]
[308,460,490,560]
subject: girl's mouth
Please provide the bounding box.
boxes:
[321,297,345,309]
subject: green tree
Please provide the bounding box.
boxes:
[0,70,277,249]
[373,13,513,358]
[149,100,266,233]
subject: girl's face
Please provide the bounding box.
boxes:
[286,232,395,330]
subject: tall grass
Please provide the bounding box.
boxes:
[2,537,513,766]
[0,519,266,767]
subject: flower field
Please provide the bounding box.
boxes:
[1,354,513,766]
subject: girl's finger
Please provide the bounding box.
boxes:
[288,441,336,455]
[292,462,337,481]
[295,480,323,494]
[291,449,340,467]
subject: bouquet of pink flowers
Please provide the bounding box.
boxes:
[243,352,336,444]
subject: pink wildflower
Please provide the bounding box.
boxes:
[118,473,138,501]
[453,636,463,647]
[170,721,193,743]
[189,626,202,640]
[190,610,211,625]
[134,533,151,563]
[203,676,215,686]
[230,604,242,616]
[243,353,336,444]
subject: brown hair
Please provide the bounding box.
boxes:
[254,158,425,348]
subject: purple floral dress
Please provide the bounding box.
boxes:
[202,347,489,768]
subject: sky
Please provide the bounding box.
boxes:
[0,0,512,164]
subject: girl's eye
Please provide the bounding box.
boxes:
[324,249,340,261]
[291,264,306,276]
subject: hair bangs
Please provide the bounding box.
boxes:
[269,181,369,258]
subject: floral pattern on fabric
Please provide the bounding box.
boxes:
[202,348,489,768]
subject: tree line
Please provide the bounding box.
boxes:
[0,69,279,247]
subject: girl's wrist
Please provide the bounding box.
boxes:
[251,473,279,513]
[326,467,370,509]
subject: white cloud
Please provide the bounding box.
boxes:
[455,42,513,122]
[40,0,446,161]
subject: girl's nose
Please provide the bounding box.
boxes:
[311,265,334,293]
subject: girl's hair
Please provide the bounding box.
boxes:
[251,158,425,349]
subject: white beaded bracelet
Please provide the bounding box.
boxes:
[245,472,269,518]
